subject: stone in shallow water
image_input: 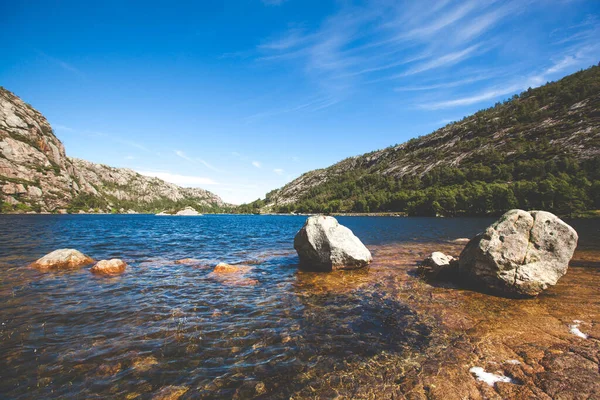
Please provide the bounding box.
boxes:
[131,355,159,372]
[151,385,189,400]
[420,251,457,279]
[458,209,578,297]
[211,262,253,274]
[294,215,372,271]
[29,248,94,270]
[173,258,201,265]
[90,259,127,275]
[208,263,258,286]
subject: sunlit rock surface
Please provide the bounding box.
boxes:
[459,209,578,297]
[294,215,372,271]
[29,248,93,270]
[90,259,127,275]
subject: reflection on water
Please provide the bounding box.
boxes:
[0,215,598,398]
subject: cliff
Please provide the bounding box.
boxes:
[0,87,226,213]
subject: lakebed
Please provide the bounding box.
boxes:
[0,215,598,399]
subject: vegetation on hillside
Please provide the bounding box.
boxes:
[240,65,600,217]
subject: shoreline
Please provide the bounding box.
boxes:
[1,211,599,219]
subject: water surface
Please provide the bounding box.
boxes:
[0,215,597,399]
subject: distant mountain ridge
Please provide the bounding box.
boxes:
[0,87,226,213]
[249,65,600,216]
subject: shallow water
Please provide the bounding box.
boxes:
[0,215,598,399]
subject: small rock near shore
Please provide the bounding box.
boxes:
[459,209,578,297]
[175,206,201,216]
[294,215,372,271]
[30,248,94,270]
[90,259,127,275]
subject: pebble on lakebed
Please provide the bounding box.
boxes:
[29,248,94,270]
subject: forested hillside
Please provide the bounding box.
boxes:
[245,65,600,217]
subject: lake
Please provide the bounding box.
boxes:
[0,215,598,399]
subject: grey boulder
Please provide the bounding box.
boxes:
[294,215,372,271]
[459,209,578,297]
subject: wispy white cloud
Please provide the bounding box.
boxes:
[252,161,262,168]
[175,150,222,173]
[397,44,482,77]
[421,85,521,109]
[175,150,195,163]
[136,170,218,186]
[37,50,83,76]
[420,43,599,110]
[252,0,515,118]
[394,76,491,91]
[273,168,284,175]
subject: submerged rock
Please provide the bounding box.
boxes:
[30,249,94,270]
[212,262,253,274]
[90,259,127,275]
[174,258,202,265]
[151,385,189,400]
[459,209,578,297]
[294,215,372,271]
[208,263,257,286]
[420,251,458,280]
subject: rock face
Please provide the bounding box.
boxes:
[0,87,227,213]
[90,259,127,275]
[294,216,372,271]
[30,249,94,270]
[261,67,600,212]
[420,251,457,279]
[459,209,578,297]
[175,206,201,216]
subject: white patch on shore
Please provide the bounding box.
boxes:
[505,359,521,365]
[469,367,512,386]
[569,320,588,339]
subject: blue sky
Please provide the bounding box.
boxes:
[1,0,598,204]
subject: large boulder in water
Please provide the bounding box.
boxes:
[30,248,94,270]
[458,209,578,297]
[294,215,372,271]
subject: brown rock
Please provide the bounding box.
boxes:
[208,263,257,286]
[30,248,94,270]
[212,262,253,274]
[90,259,127,275]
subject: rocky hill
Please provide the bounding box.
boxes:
[0,87,226,213]
[255,65,600,216]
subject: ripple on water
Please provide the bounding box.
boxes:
[0,215,598,398]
